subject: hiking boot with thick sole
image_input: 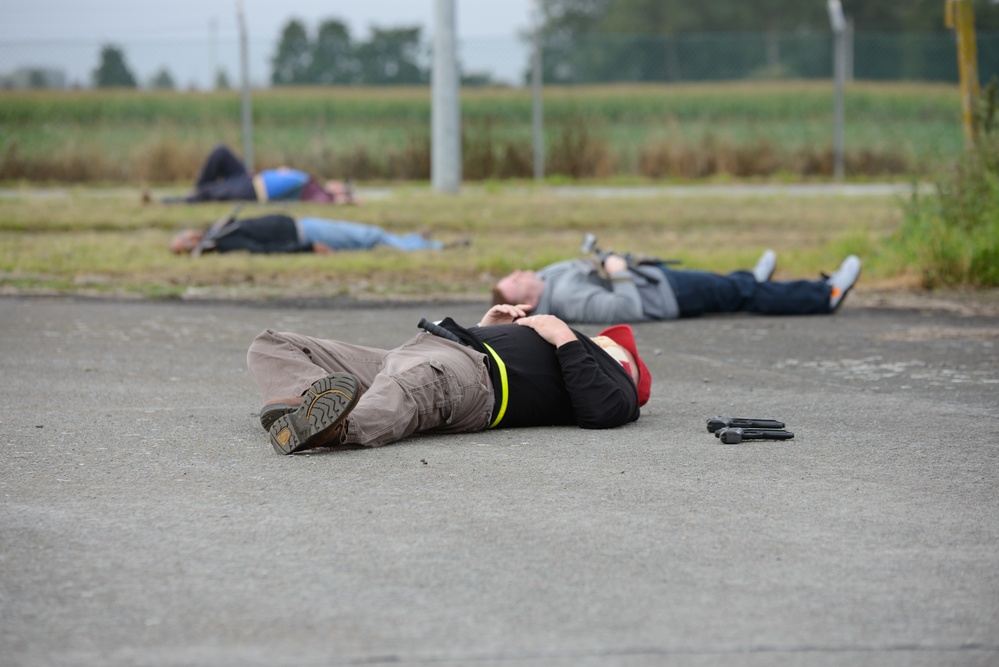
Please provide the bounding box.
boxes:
[268,373,361,455]
[259,402,298,432]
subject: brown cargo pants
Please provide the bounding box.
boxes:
[247,329,495,448]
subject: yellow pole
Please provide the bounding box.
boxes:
[945,0,980,148]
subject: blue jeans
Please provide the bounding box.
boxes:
[659,266,832,317]
[300,218,443,252]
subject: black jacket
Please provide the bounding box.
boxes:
[211,215,310,254]
[438,318,640,430]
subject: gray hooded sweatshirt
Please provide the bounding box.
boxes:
[534,259,680,323]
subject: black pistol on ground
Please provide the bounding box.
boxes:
[707,416,786,433]
[716,427,796,444]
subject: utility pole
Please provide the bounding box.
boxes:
[531,0,544,182]
[432,0,461,193]
[827,0,846,181]
[237,1,254,171]
[945,0,981,148]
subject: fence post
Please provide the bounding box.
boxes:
[236,1,254,171]
[432,0,461,193]
[531,0,544,182]
[209,17,219,89]
[827,0,846,181]
[945,0,980,149]
[845,17,854,83]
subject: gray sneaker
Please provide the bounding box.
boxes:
[827,255,862,312]
[268,373,361,455]
[752,249,777,282]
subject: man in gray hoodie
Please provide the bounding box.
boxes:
[492,250,861,324]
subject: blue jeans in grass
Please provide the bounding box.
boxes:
[299,218,443,252]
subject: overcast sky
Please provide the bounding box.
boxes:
[1,0,535,87]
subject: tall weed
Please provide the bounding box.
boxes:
[893,79,999,287]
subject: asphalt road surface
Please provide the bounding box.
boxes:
[2,295,997,667]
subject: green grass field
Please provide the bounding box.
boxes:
[0,82,966,183]
[0,81,974,299]
[0,185,909,301]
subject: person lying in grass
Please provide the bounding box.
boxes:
[170,212,468,256]
[147,143,357,205]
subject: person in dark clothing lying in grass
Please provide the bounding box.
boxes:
[147,144,357,205]
[170,213,468,255]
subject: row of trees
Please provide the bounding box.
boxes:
[91,45,231,89]
[536,0,999,35]
[272,3,999,87]
[271,20,429,86]
[91,2,999,89]
[534,0,999,83]
[92,19,436,89]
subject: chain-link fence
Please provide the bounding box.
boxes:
[1,32,997,90]
[0,34,525,90]
[1,30,991,183]
[541,31,999,83]
[1,35,270,90]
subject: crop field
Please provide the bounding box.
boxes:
[0,81,965,183]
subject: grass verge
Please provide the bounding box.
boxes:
[0,184,905,302]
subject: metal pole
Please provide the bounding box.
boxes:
[209,17,218,90]
[531,0,544,182]
[237,1,254,171]
[945,0,980,149]
[432,0,461,193]
[845,17,854,83]
[828,0,846,181]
